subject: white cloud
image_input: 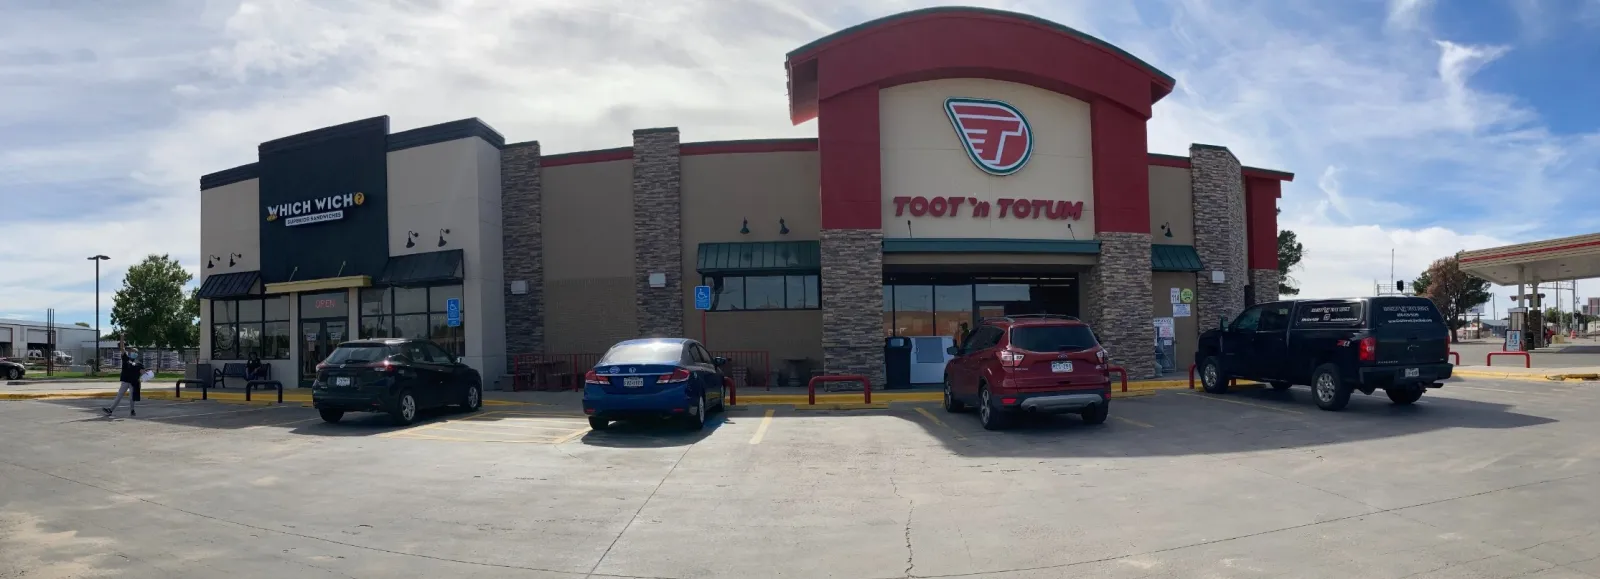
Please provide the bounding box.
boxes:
[1386,0,1435,31]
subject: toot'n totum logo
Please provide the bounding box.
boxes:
[944,97,1032,176]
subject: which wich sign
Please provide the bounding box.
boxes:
[265,192,366,227]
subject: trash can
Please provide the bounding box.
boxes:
[884,337,912,389]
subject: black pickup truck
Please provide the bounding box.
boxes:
[1195,296,1453,411]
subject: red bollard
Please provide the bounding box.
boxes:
[1107,366,1129,392]
[1188,364,1197,390]
[724,376,736,406]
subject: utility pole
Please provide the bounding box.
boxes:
[87,255,109,374]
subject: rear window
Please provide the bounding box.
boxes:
[1372,299,1444,326]
[325,344,396,364]
[1293,301,1364,328]
[1008,325,1098,352]
[598,341,683,365]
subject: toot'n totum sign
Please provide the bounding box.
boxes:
[879,79,1095,240]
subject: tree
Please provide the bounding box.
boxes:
[1277,209,1304,296]
[1418,256,1493,343]
[74,322,91,328]
[110,255,193,371]
[1410,271,1431,296]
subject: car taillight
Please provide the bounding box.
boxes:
[998,349,1024,367]
[584,370,609,385]
[1096,350,1108,364]
[315,362,327,371]
[658,368,692,383]
[1358,336,1377,362]
[367,359,398,374]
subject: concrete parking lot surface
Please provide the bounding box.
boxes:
[2,378,1599,578]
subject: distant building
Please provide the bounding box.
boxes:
[0,318,97,361]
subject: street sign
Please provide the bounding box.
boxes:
[1505,330,1523,351]
[446,298,461,327]
[694,285,712,310]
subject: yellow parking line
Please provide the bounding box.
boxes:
[551,428,590,445]
[749,409,775,444]
[390,432,562,444]
[439,419,590,431]
[1178,392,1303,414]
[420,425,565,438]
[913,407,966,440]
[1113,415,1153,428]
[376,410,508,438]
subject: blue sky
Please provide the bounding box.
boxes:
[2,0,1597,331]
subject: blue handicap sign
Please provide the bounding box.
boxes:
[694,285,712,310]
[446,298,461,327]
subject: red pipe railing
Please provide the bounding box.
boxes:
[723,376,736,406]
[1106,366,1129,392]
[1486,351,1530,368]
[807,375,871,405]
[1447,351,1460,365]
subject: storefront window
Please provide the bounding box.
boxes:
[300,292,348,319]
[707,275,819,311]
[883,286,895,337]
[358,285,464,357]
[894,286,934,336]
[210,296,290,360]
[935,285,973,338]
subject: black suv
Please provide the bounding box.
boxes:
[1195,296,1453,411]
[311,339,483,425]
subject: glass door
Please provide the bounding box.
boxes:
[299,320,349,386]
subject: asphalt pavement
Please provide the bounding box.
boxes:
[2,376,1598,578]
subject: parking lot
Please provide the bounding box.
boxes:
[3,377,1599,578]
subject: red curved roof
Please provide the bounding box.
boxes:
[785,7,1176,125]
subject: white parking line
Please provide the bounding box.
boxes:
[143,406,283,421]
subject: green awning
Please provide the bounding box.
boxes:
[1152,244,1204,272]
[697,241,822,275]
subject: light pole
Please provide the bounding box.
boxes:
[88,255,109,374]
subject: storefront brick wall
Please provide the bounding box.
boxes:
[1086,232,1156,378]
[632,128,685,338]
[1190,144,1248,332]
[820,228,885,386]
[501,142,543,369]
[1249,269,1280,305]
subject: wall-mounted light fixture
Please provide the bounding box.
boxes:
[1160,222,1173,238]
[778,218,790,235]
[405,231,419,248]
[739,219,749,235]
[206,254,220,269]
[437,228,451,248]
[228,253,242,267]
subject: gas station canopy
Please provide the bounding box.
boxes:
[1458,232,1600,285]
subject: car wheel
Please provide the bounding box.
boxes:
[943,376,966,413]
[390,391,419,425]
[1312,364,1352,411]
[460,383,482,412]
[318,409,344,424]
[588,416,610,430]
[1387,386,1424,405]
[1081,399,1110,425]
[1270,381,1292,391]
[685,393,707,431]
[978,385,1009,431]
[5,368,19,380]
[1201,357,1229,394]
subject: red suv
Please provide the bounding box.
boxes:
[943,315,1112,430]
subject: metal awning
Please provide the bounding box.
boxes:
[196,271,262,299]
[696,241,821,275]
[377,249,465,286]
[1151,244,1204,272]
[1458,232,1600,285]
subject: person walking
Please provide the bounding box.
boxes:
[104,341,143,417]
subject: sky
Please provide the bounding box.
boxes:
[2,0,1598,331]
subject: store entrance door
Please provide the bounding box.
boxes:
[299,319,348,386]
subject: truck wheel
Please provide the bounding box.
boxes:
[318,409,344,424]
[1387,386,1424,405]
[1270,381,1292,391]
[1312,364,1352,411]
[1201,358,1229,394]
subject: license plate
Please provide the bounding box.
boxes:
[1051,361,1073,373]
[1403,368,1419,378]
[335,377,351,387]
[623,377,644,388]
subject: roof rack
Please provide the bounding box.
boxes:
[980,314,1082,324]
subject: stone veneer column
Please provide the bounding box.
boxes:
[1085,232,1156,378]
[820,228,885,386]
[1249,269,1280,305]
[1190,144,1248,331]
[632,128,684,338]
[501,142,543,370]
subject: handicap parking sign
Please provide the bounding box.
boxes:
[694,285,712,310]
[446,298,461,327]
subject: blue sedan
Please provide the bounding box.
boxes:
[583,338,728,431]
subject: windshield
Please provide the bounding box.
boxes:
[598,341,683,366]
[1009,325,1098,352]
[324,345,395,365]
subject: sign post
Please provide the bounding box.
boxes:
[694,285,712,345]
[445,298,461,328]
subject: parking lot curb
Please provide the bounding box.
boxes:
[1453,369,1600,382]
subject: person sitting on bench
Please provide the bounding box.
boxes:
[246,352,265,381]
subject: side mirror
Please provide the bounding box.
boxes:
[712,356,728,367]
[946,346,959,356]
[456,357,466,365]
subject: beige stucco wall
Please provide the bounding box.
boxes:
[880,78,1094,240]
[198,178,262,365]
[1151,272,1199,375]
[385,137,507,386]
[543,159,637,354]
[680,151,824,368]
[1148,166,1194,246]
